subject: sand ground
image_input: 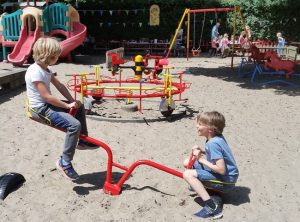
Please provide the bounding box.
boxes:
[0,55,300,222]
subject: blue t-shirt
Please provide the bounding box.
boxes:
[277,37,285,48]
[204,135,239,182]
[211,25,218,39]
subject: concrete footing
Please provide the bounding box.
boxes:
[0,69,27,95]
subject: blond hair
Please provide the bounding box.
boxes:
[276,32,282,38]
[197,111,225,135]
[32,37,61,65]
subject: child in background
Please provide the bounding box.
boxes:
[216,35,223,56]
[220,33,230,58]
[25,37,97,181]
[183,111,239,219]
[209,37,218,56]
[239,31,249,55]
[276,32,285,57]
[245,25,252,40]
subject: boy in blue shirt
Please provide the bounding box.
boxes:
[276,32,285,57]
[183,111,239,219]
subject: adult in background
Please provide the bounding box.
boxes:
[211,22,220,39]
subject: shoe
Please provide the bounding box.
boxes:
[194,203,223,220]
[77,139,99,150]
[56,157,79,181]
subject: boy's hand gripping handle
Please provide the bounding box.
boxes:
[69,108,78,116]
[187,152,197,169]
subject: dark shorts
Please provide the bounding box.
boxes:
[193,161,236,193]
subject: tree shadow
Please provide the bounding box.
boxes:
[73,171,123,195]
[186,64,300,96]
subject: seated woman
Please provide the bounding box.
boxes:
[174,39,185,57]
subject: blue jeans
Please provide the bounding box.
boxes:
[277,44,284,56]
[30,103,88,162]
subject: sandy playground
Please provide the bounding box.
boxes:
[0,56,300,222]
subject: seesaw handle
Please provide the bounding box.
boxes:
[69,108,78,116]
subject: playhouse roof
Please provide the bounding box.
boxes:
[19,1,47,8]
[1,1,47,10]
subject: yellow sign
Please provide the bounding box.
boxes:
[150,4,160,26]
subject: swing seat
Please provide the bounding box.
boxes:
[192,49,200,57]
[26,100,52,125]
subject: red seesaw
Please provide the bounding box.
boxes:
[79,134,183,195]
[27,107,184,195]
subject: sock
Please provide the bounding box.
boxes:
[204,199,216,209]
[61,158,70,166]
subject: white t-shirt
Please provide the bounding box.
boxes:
[25,62,54,108]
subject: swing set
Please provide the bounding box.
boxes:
[166,6,247,68]
[191,11,206,57]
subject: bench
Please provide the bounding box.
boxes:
[285,45,298,61]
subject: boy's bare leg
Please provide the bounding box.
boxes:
[183,169,210,201]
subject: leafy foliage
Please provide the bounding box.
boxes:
[2,0,298,41]
[220,0,300,41]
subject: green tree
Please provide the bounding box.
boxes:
[220,0,300,41]
[8,0,297,41]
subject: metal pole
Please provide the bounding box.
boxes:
[166,8,189,58]
[231,6,237,69]
[187,10,190,61]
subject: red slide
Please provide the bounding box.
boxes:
[59,22,87,59]
[8,28,41,66]
[8,22,86,65]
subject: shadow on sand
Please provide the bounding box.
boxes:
[186,61,300,96]
[73,171,123,195]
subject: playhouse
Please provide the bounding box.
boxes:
[0,1,86,65]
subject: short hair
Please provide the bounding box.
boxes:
[197,111,226,135]
[32,37,61,64]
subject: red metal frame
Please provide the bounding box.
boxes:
[189,8,234,13]
[29,115,183,195]
[68,77,189,98]
[82,134,183,195]
[67,72,191,113]
[68,51,190,113]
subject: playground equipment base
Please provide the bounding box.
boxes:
[0,68,26,95]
